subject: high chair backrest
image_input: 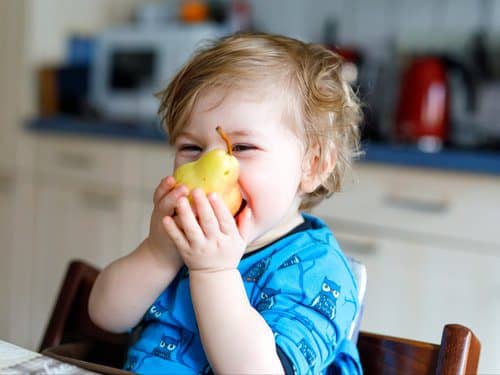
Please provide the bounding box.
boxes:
[357,324,481,375]
[346,256,367,343]
[39,260,128,367]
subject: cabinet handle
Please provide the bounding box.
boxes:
[0,174,13,193]
[56,152,93,170]
[336,234,378,256]
[322,216,377,255]
[383,192,449,214]
[80,191,120,211]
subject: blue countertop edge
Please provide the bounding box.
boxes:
[27,115,169,143]
[27,116,500,176]
[359,142,500,176]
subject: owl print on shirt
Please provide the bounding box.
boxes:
[244,257,271,283]
[256,287,280,312]
[152,334,180,361]
[311,277,341,321]
[146,303,167,320]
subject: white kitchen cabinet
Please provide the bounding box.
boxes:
[20,136,174,350]
[312,163,500,374]
[317,163,500,247]
[29,178,140,350]
[35,135,129,188]
[0,168,36,349]
[331,227,500,374]
[141,144,176,191]
[0,169,15,343]
[27,136,141,349]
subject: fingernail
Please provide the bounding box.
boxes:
[176,185,187,194]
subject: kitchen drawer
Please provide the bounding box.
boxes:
[312,163,500,247]
[330,227,500,374]
[35,136,126,187]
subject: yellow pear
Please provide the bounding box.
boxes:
[173,126,243,216]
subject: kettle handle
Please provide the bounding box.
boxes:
[441,56,477,112]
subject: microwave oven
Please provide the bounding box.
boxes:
[89,24,223,122]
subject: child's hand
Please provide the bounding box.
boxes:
[163,188,252,272]
[146,176,189,268]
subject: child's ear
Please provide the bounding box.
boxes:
[300,144,337,194]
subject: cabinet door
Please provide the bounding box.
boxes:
[419,245,500,374]
[125,192,155,252]
[333,228,500,374]
[30,183,133,349]
[332,230,429,338]
[121,192,150,257]
[0,171,14,341]
[314,164,500,246]
[0,171,36,349]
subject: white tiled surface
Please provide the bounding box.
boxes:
[0,340,40,369]
[250,0,499,53]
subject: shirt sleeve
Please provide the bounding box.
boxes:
[254,245,360,374]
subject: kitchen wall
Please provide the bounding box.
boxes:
[23,0,500,68]
[250,0,500,54]
[25,0,160,66]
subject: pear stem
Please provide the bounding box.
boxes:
[216,126,232,155]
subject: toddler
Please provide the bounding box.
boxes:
[89,32,363,374]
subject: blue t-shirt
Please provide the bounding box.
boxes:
[124,213,362,374]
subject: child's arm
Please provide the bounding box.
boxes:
[163,189,283,373]
[88,177,189,333]
[190,270,284,373]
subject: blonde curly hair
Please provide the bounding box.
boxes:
[157,32,362,210]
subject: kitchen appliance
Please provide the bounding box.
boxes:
[396,54,500,149]
[89,23,223,122]
[451,81,500,147]
[38,64,89,116]
[394,57,449,151]
[395,55,484,151]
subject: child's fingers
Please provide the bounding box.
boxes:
[209,193,238,235]
[153,176,176,205]
[162,216,189,250]
[176,197,205,247]
[158,184,189,214]
[192,189,219,238]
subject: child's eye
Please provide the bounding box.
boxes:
[232,144,255,152]
[178,144,202,153]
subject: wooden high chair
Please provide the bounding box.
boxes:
[40,260,481,374]
[358,324,481,375]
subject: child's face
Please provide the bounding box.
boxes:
[173,88,306,245]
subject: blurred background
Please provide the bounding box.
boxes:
[1,0,499,372]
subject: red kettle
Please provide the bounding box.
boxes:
[395,57,449,146]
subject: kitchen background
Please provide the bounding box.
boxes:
[1,0,499,373]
